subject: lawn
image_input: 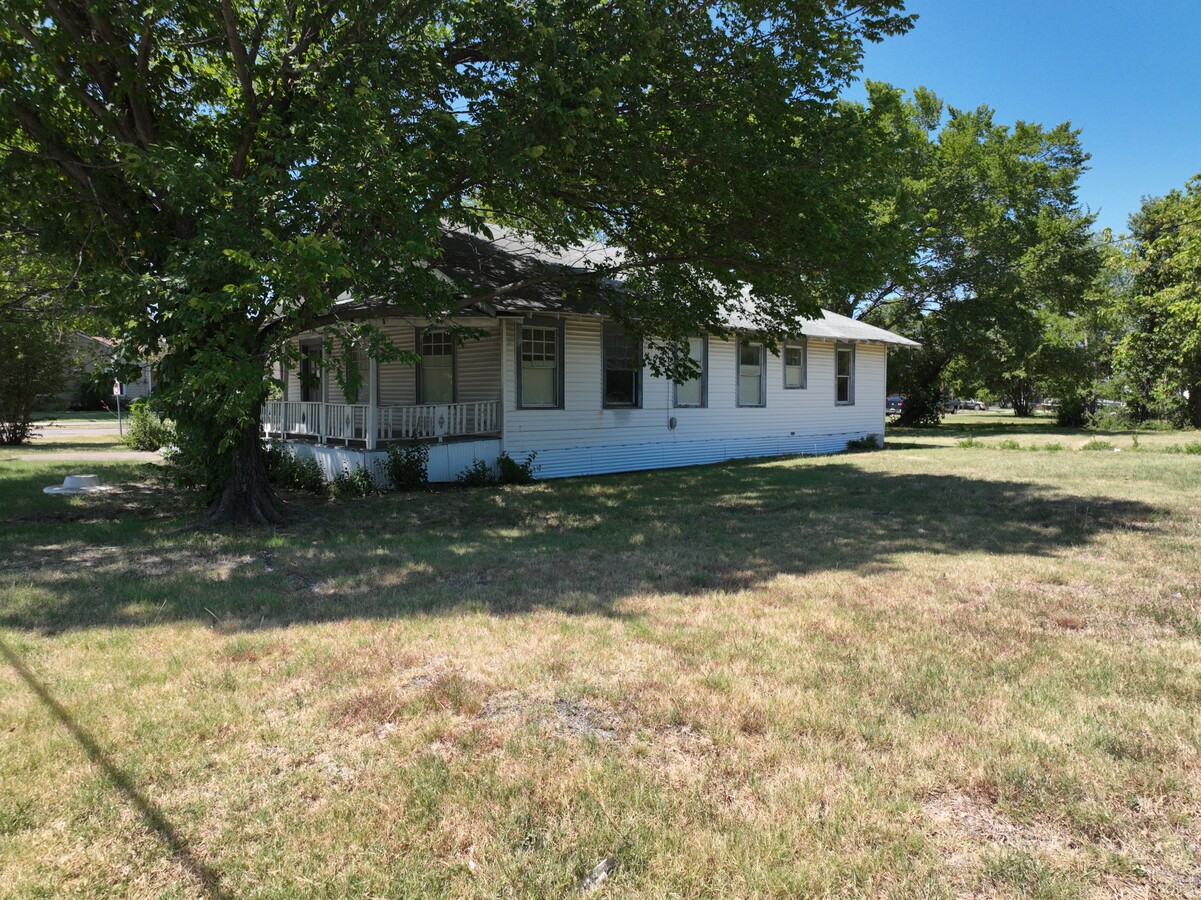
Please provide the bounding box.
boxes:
[1,422,1199,897]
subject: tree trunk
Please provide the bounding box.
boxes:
[1189,382,1201,429]
[204,421,286,526]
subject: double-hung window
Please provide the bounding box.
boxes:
[418,329,455,404]
[674,336,707,408]
[784,341,807,389]
[518,322,562,409]
[602,324,642,408]
[835,343,855,405]
[737,339,766,407]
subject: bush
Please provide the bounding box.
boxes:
[456,458,498,487]
[497,451,539,484]
[1055,393,1091,428]
[332,463,375,498]
[381,443,429,491]
[1042,443,1064,452]
[264,441,326,494]
[957,436,983,449]
[846,434,881,451]
[123,398,175,451]
[996,438,1021,450]
[1081,439,1115,452]
[1088,405,1132,431]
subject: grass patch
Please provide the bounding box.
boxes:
[1,420,1200,895]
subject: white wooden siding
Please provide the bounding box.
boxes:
[502,318,887,479]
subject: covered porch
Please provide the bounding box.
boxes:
[265,316,505,449]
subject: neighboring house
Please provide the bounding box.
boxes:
[52,334,154,409]
[263,229,919,482]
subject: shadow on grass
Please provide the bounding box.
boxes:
[0,456,1165,634]
[0,636,229,899]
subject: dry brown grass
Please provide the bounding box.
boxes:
[1,423,1200,896]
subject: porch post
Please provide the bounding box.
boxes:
[366,358,378,450]
[319,345,327,445]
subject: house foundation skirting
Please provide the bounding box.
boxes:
[282,430,874,485]
[504,430,874,480]
[287,439,503,484]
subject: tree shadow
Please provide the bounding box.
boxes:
[0,456,1167,635]
[0,636,229,899]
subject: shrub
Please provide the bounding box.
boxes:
[1042,443,1064,452]
[123,398,175,451]
[1081,439,1115,452]
[264,441,326,494]
[996,439,1021,451]
[456,458,497,487]
[1055,393,1090,428]
[381,443,429,491]
[1088,405,1132,430]
[846,434,881,451]
[957,436,983,449]
[497,451,539,484]
[332,463,375,498]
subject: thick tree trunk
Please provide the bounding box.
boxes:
[204,421,286,527]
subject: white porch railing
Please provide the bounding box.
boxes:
[262,400,500,447]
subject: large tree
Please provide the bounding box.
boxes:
[855,89,1100,424]
[1114,177,1201,427]
[1,0,913,524]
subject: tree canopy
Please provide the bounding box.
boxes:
[1113,177,1201,427]
[855,88,1100,423]
[1,0,913,523]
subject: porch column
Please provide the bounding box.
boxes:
[319,345,328,445]
[366,358,378,450]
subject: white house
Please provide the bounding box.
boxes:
[262,230,919,482]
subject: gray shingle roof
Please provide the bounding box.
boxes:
[329,225,920,348]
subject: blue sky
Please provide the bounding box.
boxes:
[844,0,1201,235]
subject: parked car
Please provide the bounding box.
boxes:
[886,395,905,414]
[945,398,986,412]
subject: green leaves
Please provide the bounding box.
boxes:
[1,0,915,509]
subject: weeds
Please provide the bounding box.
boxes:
[331,463,375,498]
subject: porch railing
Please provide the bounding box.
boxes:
[262,399,500,446]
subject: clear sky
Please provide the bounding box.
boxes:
[844,0,1201,235]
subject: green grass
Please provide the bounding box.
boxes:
[1,421,1200,896]
[31,410,125,423]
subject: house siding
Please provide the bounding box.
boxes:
[285,322,502,407]
[501,318,886,479]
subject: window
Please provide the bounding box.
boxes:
[784,342,807,389]
[737,340,766,407]
[299,343,322,403]
[835,344,855,405]
[603,324,641,408]
[418,329,454,404]
[343,344,369,404]
[518,322,562,409]
[674,336,707,408]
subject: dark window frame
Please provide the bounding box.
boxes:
[415,327,457,405]
[601,322,643,409]
[673,335,708,408]
[835,342,856,406]
[736,338,767,408]
[783,340,808,390]
[516,318,565,410]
